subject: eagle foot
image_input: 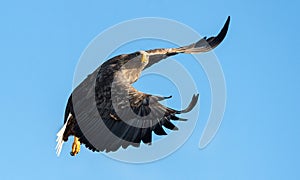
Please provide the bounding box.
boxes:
[70,136,80,156]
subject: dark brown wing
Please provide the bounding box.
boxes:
[95,82,199,152]
[91,64,199,152]
[145,16,230,69]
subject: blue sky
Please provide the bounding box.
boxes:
[1,0,300,179]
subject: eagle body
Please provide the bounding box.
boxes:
[56,17,230,156]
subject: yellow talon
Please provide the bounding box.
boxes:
[70,136,80,156]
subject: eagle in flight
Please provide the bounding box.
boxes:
[56,16,230,156]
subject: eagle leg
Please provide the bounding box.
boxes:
[70,136,80,156]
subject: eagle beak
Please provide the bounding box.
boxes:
[140,51,148,63]
[141,55,147,63]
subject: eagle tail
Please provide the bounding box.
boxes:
[55,113,72,156]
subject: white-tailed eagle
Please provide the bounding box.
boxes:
[56,16,230,156]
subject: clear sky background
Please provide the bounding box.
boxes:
[1,0,299,179]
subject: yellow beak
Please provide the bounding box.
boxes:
[141,53,148,63]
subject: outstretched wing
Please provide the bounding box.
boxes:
[145,16,230,69]
[92,74,199,152]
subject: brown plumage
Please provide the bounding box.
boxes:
[56,16,230,156]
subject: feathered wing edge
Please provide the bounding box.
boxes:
[175,16,230,53]
[144,16,230,69]
[55,113,72,156]
[158,94,199,114]
[97,93,200,152]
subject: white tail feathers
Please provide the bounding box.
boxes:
[55,113,72,157]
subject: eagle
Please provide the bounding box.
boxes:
[56,16,230,156]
